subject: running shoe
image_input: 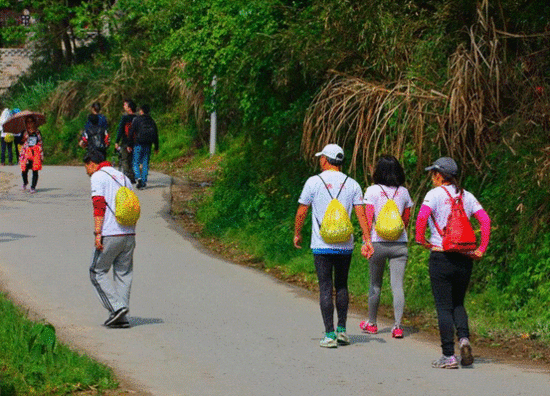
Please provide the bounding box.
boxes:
[432,355,459,369]
[107,315,131,329]
[336,327,350,345]
[320,333,338,348]
[104,307,129,326]
[391,325,404,338]
[459,338,474,366]
[30,188,36,194]
[21,184,27,191]
[359,320,378,334]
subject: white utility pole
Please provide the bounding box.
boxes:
[210,76,217,156]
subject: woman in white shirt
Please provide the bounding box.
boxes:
[359,155,414,339]
[416,157,491,369]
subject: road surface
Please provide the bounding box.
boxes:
[0,166,548,396]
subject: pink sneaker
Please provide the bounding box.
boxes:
[392,326,404,338]
[359,320,378,334]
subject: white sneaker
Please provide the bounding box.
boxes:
[432,355,459,369]
[336,331,350,345]
[319,335,338,348]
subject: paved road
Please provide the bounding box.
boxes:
[0,166,549,396]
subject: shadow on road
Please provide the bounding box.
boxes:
[33,188,62,193]
[128,317,164,327]
[0,233,34,243]
[348,334,387,344]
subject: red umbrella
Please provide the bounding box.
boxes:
[2,110,46,134]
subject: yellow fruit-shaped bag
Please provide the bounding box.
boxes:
[320,198,354,243]
[374,186,404,241]
[318,175,353,244]
[115,186,141,226]
[101,170,141,226]
[4,133,14,143]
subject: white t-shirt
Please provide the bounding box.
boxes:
[91,166,136,236]
[422,185,483,248]
[364,185,414,242]
[0,108,11,137]
[298,170,364,251]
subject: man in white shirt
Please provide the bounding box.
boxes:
[84,151,136,328]
[294,144,371,348]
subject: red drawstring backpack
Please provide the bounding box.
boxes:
[431,186,477,252]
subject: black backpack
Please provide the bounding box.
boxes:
[86,125,107,153]
[136,116,157,144]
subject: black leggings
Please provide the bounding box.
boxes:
[429,251,473,356]
[314,254,352,333]
[22,161,39,189]
[1,138,13,164]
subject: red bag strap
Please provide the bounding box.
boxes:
[430,186,461,237]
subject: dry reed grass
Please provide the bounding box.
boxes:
[95,52,165,118]
[302,76,446,179]
[46,53,168,125]
[46,80,84,120]
[167,60,206,133]
[302,0,508,180]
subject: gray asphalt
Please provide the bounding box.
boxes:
[0,165,548,396]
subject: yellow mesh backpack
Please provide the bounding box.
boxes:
[101,170,141,226]
[317,175,354,244]
[4,133,13,143]
[374,185,404,241]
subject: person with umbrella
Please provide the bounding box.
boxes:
[2,110,46,193]
[18,113,44,193]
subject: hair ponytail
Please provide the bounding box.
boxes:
[440,173,462,194]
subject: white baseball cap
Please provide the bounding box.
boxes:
[315,144,344,161]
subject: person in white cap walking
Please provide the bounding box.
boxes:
[294,144,372,348]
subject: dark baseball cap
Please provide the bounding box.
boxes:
[425,157,458,176]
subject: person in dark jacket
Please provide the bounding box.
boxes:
[115,99,137,183]
[129,104,159,189]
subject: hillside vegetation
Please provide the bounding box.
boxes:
[2,0,550,352]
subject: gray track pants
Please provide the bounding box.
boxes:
[90,235,135,314]
[368,242,408,326]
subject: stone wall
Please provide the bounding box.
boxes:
[0,48,33,95]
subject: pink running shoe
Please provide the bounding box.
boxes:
[359,320,378,334]
[392,326,404,338]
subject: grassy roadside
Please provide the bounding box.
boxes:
[155,154,550,369]
[0,292,119,396]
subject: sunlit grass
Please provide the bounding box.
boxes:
[0,293,118,395]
